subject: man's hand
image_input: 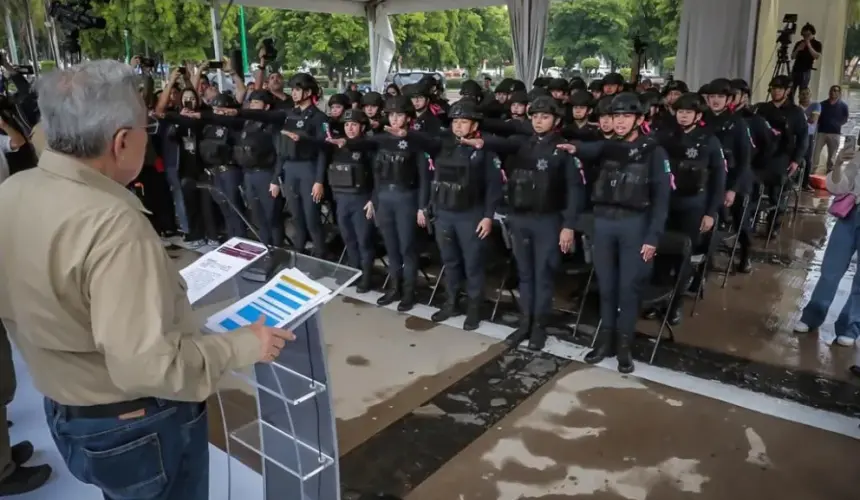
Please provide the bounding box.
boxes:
[459,137,484,149]
[180,109,201,119]
[269,183,280,197]
[476,218,492,239]
[248,316,296,363]
[556,143,577,154]
[417,210,427,228]
[700,215,715,233]
[640,244,657,262]
[724,190,736,207]
[130,55,141,67]
[311,182,324,203]
[213,107,237,116]
[364,201,374,220]
[384,125,407,138]
[327,137,346,148]
[559,228,575,253]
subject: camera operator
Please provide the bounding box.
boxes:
[0,54,39,174]
[791,23,821,96]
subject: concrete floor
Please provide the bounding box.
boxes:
[407,365,859,500]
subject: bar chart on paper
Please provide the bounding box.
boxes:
[206,268,332,332]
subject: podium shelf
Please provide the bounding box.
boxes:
[232,362,326,406]
[230,418,334,481]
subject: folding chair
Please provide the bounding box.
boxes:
[690,212,721,316]
[569,214,596,340]
[490,213,520,321]
[721,194,759,288]
[643,231,692,363]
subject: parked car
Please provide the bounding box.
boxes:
[386,71,447,90]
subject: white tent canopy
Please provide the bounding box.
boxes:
[225,0,549,90]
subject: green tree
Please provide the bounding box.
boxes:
[391,11,457,70]
[447,9,483,77]
[475,7,512,69]
[78,0,239,63]
[581,56,600,75]
[251,9,368,85]
[627,0,682,63]
[662,56,676,73]
[546,0,632,71]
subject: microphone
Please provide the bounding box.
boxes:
[193,180,294,281]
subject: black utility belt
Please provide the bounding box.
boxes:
[206,165,238,174]
[243,166,273,172]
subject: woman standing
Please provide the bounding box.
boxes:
[795,148,860,346]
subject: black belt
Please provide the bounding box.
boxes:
[62,397,160,420]
[209,165,238,174]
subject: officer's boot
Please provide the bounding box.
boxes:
[504,315,532,347]
[397,283,416,312]
[667,296,683,326]
[356,264,373,294]
[616,331,635,374]
[431,294,459,322]
[584,329,615,364]
[736,236,752,274]
[527,316,548,351]
[377,276,401,306]
[462,299,482,331]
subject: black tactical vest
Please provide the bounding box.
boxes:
[281,109,318,161]
[199,124,233,166]
[712,117,736,170]
[666,129,711,197]
[234,121,276,169]
[506,134,567,214]
[431,141,483,211]
[373,139,419,189]
[591,139,654,210]
[328,146,372,194]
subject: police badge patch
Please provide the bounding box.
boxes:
[352,152,361,160]
[296,120,304,128]
[215,127,224,138]
[398,140,408,150]
[536,158,549,170]
[685,147,698,159]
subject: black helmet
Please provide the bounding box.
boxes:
[595,95,615,116]
[528,95,561,117]
[706,78,733,96]
[211,91,238,108]
[384,95,415,116]
[697,84,710,94]
[609,92,645,115]
[569,77,587,92]
[494,78,514,94]
[673,92,705,112]
[509,90,529,105]
[532,77,551,89]
[769,75,791,89]
[729,78,751,95]
[662,79,689,95]
[639,90,662,109]
[344,90,362,106]
[602,72,625,86]
[289,72,317,91]
[342,108,368,125]
[547,78,569,93]
[402,83,431,98]
[509,80,527,92]
[588,79,603,92]
[527,86,550,101]
[569,89,594,108]
[248,90,274,106]
[328,93,350,108]
[361,91,384,107]
[460,79,483,98]
[448,99,483,121]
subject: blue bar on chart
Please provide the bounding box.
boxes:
[216,273,322,332]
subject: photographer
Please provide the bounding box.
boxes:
[791,23,822,96]
[0,54,39,174]
[0,114,26,184]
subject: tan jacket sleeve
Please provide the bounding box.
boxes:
[86,215,261,402]
[30,123,46,158]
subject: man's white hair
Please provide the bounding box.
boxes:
[36,60,145,159]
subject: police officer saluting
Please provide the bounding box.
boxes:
[645,92,726,324]
[328,96,431,311]
[361,91,387,135]
[562,93,672,373]
[403,83,443,134]
[407,99,504,330]
[462,96,585,350]
[327,109,376,293]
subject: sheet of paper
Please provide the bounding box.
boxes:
[181,237,268,305]
[206,268,333,333]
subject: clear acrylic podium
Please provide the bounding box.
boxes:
[192,249,360,500]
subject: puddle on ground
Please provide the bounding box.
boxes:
[346,354,371,367]
[405,315,438,332]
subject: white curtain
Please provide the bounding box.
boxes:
[367,3,396,92]
[675,0,758,88]
[506,0,550,87]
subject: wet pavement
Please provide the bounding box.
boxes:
[407,365,859,500]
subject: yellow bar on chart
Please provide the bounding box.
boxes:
[280,274,319,296]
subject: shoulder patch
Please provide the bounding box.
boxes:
[663,159,672,174]
[492,157,502,169]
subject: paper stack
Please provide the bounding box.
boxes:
[205,267,333,333]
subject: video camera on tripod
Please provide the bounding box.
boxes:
[776,14,798,63]
[48,0,108,58]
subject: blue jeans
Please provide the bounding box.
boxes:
[45,399,209,500]
[801,207,860,339]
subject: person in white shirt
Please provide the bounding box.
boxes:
[0,116,27,184]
